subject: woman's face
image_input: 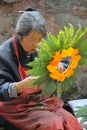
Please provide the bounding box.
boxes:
[20,30,43,53]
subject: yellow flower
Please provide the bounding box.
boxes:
[65,69,74,78]
[50,70,65,82]
[67,47,74,56]
[47,48,81,82]
[72,49,78,56]
[70,55,81,69]
[62,49,68,57]
[54,51,62,61]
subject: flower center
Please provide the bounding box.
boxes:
[57,57,71,73]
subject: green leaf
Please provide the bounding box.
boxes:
[57,30,66,50]
[75,106,87,124]
[78,40,87,56]
[41,80,57,95]
[72,26,87,48]
[79,57,87,65]
[71,25,82,47]
[63,24,74,48]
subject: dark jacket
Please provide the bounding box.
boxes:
[0,36,37,101]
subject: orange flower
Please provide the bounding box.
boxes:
[47,48,81,82]
[62,49,68,57]
[54,51,62,61]
[47,65,56,73]
[50,59,59,66]
[70,55,81,69]
[67,47,74,56]
[72,49,78,56]
[50,70,65,82]
[65,68,74,78]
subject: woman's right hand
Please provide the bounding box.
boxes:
[15,76,39,93]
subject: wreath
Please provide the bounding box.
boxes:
[28,24,87,98]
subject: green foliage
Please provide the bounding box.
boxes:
[78,40,87,56]
[71,25,82,47]
[28,24,87,98]
[79,56,87,65]
[75,106,87,124]
[63,24,74,48]
[71,25,87,48]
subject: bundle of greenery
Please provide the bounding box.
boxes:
[28,24,87,99]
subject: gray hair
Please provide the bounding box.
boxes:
[15,11,46,38]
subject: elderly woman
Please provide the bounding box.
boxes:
[0,8,83,130]
[0,8,46,100]
[0,8,46,129]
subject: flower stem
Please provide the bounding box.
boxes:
[56,83,62,98]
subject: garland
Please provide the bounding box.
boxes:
[28,24,87,98]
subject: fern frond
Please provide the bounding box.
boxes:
[71,25,87,47]
[71,25,82,46]
[63,24,74,48]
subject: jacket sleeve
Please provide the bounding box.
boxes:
[0,40,21,101]
[0,66,17,100]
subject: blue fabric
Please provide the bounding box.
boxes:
[1,83,10,100]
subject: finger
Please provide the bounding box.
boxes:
[27,76,40,80]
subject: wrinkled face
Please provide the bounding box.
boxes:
[20,30,43,53]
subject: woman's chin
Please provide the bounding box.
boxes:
[29,49,36,54]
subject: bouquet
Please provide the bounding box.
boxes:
[28,24,87,98]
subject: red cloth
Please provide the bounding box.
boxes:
[0,89,83,130]
[13,33,27,80]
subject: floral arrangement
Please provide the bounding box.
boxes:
[28,24,87,98]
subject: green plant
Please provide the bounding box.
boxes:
[75,106,87,124]
[28,24,87,98]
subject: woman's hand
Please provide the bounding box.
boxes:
[15,76,39,93]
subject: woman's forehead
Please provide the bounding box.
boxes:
[30,30,42,36]
[27,30,43,39]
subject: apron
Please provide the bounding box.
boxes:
[13,33,27,80]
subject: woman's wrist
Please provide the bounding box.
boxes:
[15,81,24,93]
[8,82,18,97]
